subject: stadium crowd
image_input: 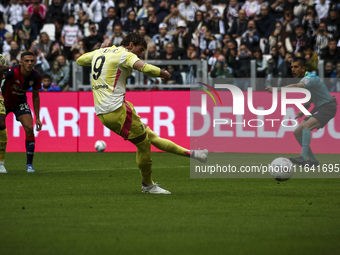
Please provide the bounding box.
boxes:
[0,0,339,91]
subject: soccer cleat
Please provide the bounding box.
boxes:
[305,160,319,167]
[141,183,171,194]
[191,149,209,163]
[289,156,307,166]
[0,162,7,173]
[26,164,35,173]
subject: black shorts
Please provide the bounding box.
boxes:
[304,98,337,128]
[5,102,32,120]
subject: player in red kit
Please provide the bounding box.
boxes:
[0,51,42,173]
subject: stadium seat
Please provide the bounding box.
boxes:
[40,23,55,41]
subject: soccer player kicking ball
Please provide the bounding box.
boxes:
[76,33,208,194]
[266,57,337,166]
[0,52,43,173]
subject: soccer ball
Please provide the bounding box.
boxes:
[95,140,106,152]
[0,54,6,65]
[269,157,293,181]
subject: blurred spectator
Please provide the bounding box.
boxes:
[89,0,115,24]
[152,23,172,54]
[165,65,183,85]
[48,60,68,90]
[279,9,299,40]
[137,0,150,20]
[178,0,198,22]
[160,41,178,60]
[39,74,61,92]
[314,21,332,55]
[116,0,134,25]
[16,17,38,42]
[270,0,285,20]
[182,44,200,84]
[199,0,213,15]
[55,54,70,91]
[278,51,293,78]
[332,62,340,91]
[29,41,50,75]
[111,23,125,46]
[155,0,170,23]
[301,44,318,72]
[287,24,310,54]
[320,38,340,65]
[315,0,330,20]
[235,43,251,90]
[122,10,139,34]
[241,20,260,51]
[324,60,336,90]
[267,45,279,78]
[269,21,283,50]
[98,7,120,40]
[6,0,25,32]
[0,20,7,42]
[38,32,52,56]
[197,25,219,59]
[221,33,233,48]
[223,0,239,32]
[224,40,238,71]
[144,42,160,60]
[62,0,88,23]
[54,18,64,43]
[293,0,314,20]
[242,0,259,19]
[46,41,63,63]
[188,10,207,43]
[137,25,152,45]
[255,5,275,40]
[84,23,103,51]
[1,33,13,56]
[325,5,340,39]
[210,54,233,79]
[182,44,199,60]
[172,20,190,55]
[77,9,90,35]
[140,5,159,37]
[230,9,248,40]
[163,3,188,33]
[253,47,267,78]
[61,15,83,60]
[4,41,22,64]
[46,0,64,23]
[16,29,31,50]
[208,8,225,39]
[302,6,320,38]
[71,39,86,57]
[27,0,47,32]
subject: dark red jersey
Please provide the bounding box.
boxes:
[2,65,41,107]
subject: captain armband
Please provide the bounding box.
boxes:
[141,63,161,77]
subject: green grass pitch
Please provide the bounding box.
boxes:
[0,152,340,255]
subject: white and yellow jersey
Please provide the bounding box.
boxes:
[76,46,140,115]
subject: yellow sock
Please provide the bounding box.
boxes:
[0,129,7,161]
[146,127,190,157]
[135,135,153,185]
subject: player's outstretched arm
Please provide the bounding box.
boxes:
[266,83,305,93]
[32,90,42,131]
[76,50,98,66]
[133,60,170,82]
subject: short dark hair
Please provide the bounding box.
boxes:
[21,51,35,59]
[42,74,51,80]
[292,57,306,67]
[121,32,147,49]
